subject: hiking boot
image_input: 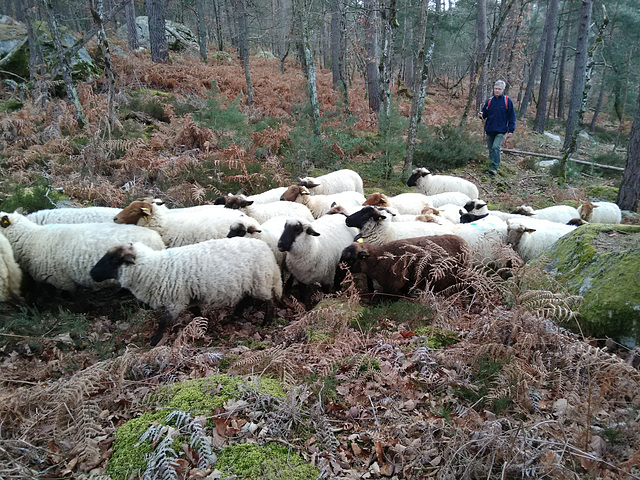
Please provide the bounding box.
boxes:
[485,169,497,176]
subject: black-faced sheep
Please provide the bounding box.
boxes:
[298,168,364,195]
[407,167,479,200]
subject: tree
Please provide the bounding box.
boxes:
[364,0,380,113]
[533,0,560,133]
[195,0,207,62]
[236,0,254,105]
[378,0,397,128]
[474,0,487,112]
[296,0,320,136]
[616,78,640,212]
[125,0,139,51]
[93,0,115,131]
[562,0,592,151]
[330,0,349,114]
[146,0,169,63]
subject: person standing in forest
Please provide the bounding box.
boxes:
[478,80,516,175]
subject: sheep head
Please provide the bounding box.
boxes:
[115,200,153,224]
[363,193,389,207]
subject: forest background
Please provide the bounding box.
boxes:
[1,0,640,478]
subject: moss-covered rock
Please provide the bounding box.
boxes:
[215,443,320,479]
[107,375,286,480]
[543,224,640,345]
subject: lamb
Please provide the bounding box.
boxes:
[339,235,470,296]
[0,233,22,302]
[363,192,433,215]
[345,206,452,245]
[222,194,314,223]
[280,185,365,218]
[298,168,364,195]
[407,167,479,200]
[90,237,282,344]
[277,214,358,292]
[27,206,122,224]
[506,218,576,262]
[510,204,581,224]
[578,201,622,224]
[0,212,165,292]
[114,198,245,247]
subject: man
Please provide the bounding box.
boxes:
[478,80,516,175]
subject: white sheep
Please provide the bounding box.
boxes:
[90,237,282,344]
[0,212,165,292]
[578,201,622,224]
[363,192,434,215]
[246,186,289,204]
[463,199,530,223]
[506,218,576,262]
[511,204,581,224]
[223,194,314,223]
[0,233,22,301]
[425,191,472,208]
[226,215,293,271]
[407,167,479,200]
[280,185,365,218]
[298,168,364,195]
[27,206,122,224]
[277,214,358,291]
[449,215,510,267]
[345,206,452,245]
[114,198,245,247]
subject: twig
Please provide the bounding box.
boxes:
[368,395,380,432]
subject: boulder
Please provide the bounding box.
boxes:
[0,16,98,81]
[542,224,640,346]
[120,17,198,52]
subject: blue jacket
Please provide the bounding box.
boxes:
[481,94,516,135]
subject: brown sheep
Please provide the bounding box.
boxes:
[339,235,470,297]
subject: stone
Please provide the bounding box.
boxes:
[542,224,640,345]
[117,17,198,52]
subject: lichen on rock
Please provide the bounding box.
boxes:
[543,224,640,345]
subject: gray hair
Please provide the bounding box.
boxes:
[494,80,506,89]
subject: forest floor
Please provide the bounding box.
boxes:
[0,47,639,480]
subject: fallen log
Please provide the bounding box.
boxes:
[502,148,625,172]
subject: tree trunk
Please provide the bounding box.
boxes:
[211,0,223,51]
[299,1,320,136]
[364,0,380,113]
[475,0,487,113]
[196,0,207,62]
[519,23,545,119]
[460,0,517,125]
[613,48,633,151]
[224,0,237,48]
[533,0,559,132]
[616,77,640,212]
[562,0,592,151]
[556,0,572,119]
[330,0,341,89]
[403,0,440,179]
[378,0,397,129]
[236,0,254,105]
[93,0,116,131]
[589,71,606,132]
[42,0,86,127]
[23,0,47,106]
[145,0,169,63]
[124,0,139,51]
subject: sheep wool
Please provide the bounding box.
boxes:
[363,192,433,215]
[407,167,479,200]
[0,233,22,301]
[27,206,122,224]
[298,169,364,195]
[280,185,365,218]
[506,219,576,262]
[578,201,622,224]
[115,199,245,247]
[511,204,581,224]
[223,194,314,223]
[0,212,165,292]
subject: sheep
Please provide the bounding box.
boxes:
[407,167,479,200]
[436,203,465,224]
[0,212,165,292]
[448,215,510,267]
[114,198,245,247]
[578,201,622,224]
[0,233,22,302]
[246,186,289,204]
[345,206,452,245]
[510,204,581,224]
[463,199,530,223]
[90,237,282,345]
[298,168,364,195]
[340,235,470,296]
[363,192,433,215]
[27,206,122,225]
[222,194,314,223]
[280,185,365,218]
[226,215,292,271]
[277,214,358,293]
[506,218,576,262]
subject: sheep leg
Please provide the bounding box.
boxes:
[151,308,179,346]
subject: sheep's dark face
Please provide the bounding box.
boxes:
[345,206,385,229]
[278,220,304,252]
[224,196,253,210]
[90,245,136,282]
[339,244,361,272]
[227,223,248,238]
[298,177,320,189]
[406,168,430,187]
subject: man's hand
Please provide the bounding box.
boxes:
[477,112,484,119]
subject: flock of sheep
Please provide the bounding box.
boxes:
[0,167,623,343]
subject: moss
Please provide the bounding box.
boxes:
[585,185,619,202]
[215,443,320,479]
[544,224,640,343]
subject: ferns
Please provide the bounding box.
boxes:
[517,290,582,323]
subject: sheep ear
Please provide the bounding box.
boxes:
[141,207,151,216]
[306,226,320,236]
[525,228,536,234]
[358,251,370,259]
[307,181,320,188]
[354,234,363,242]
[0,215,11,228]
[247,226,262,234]
[123,253,136,265]
[593,204,600,208]
[214,196,226,205]
[240,199,254,207]
[14,207,24,215]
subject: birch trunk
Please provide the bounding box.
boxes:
[196,0,207,62]
[298,0,320,136]
[364,0,380,113]
[93,0,116,131]
[378,0,397,130]
[236,0,254,105]
[616,76,640,212]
